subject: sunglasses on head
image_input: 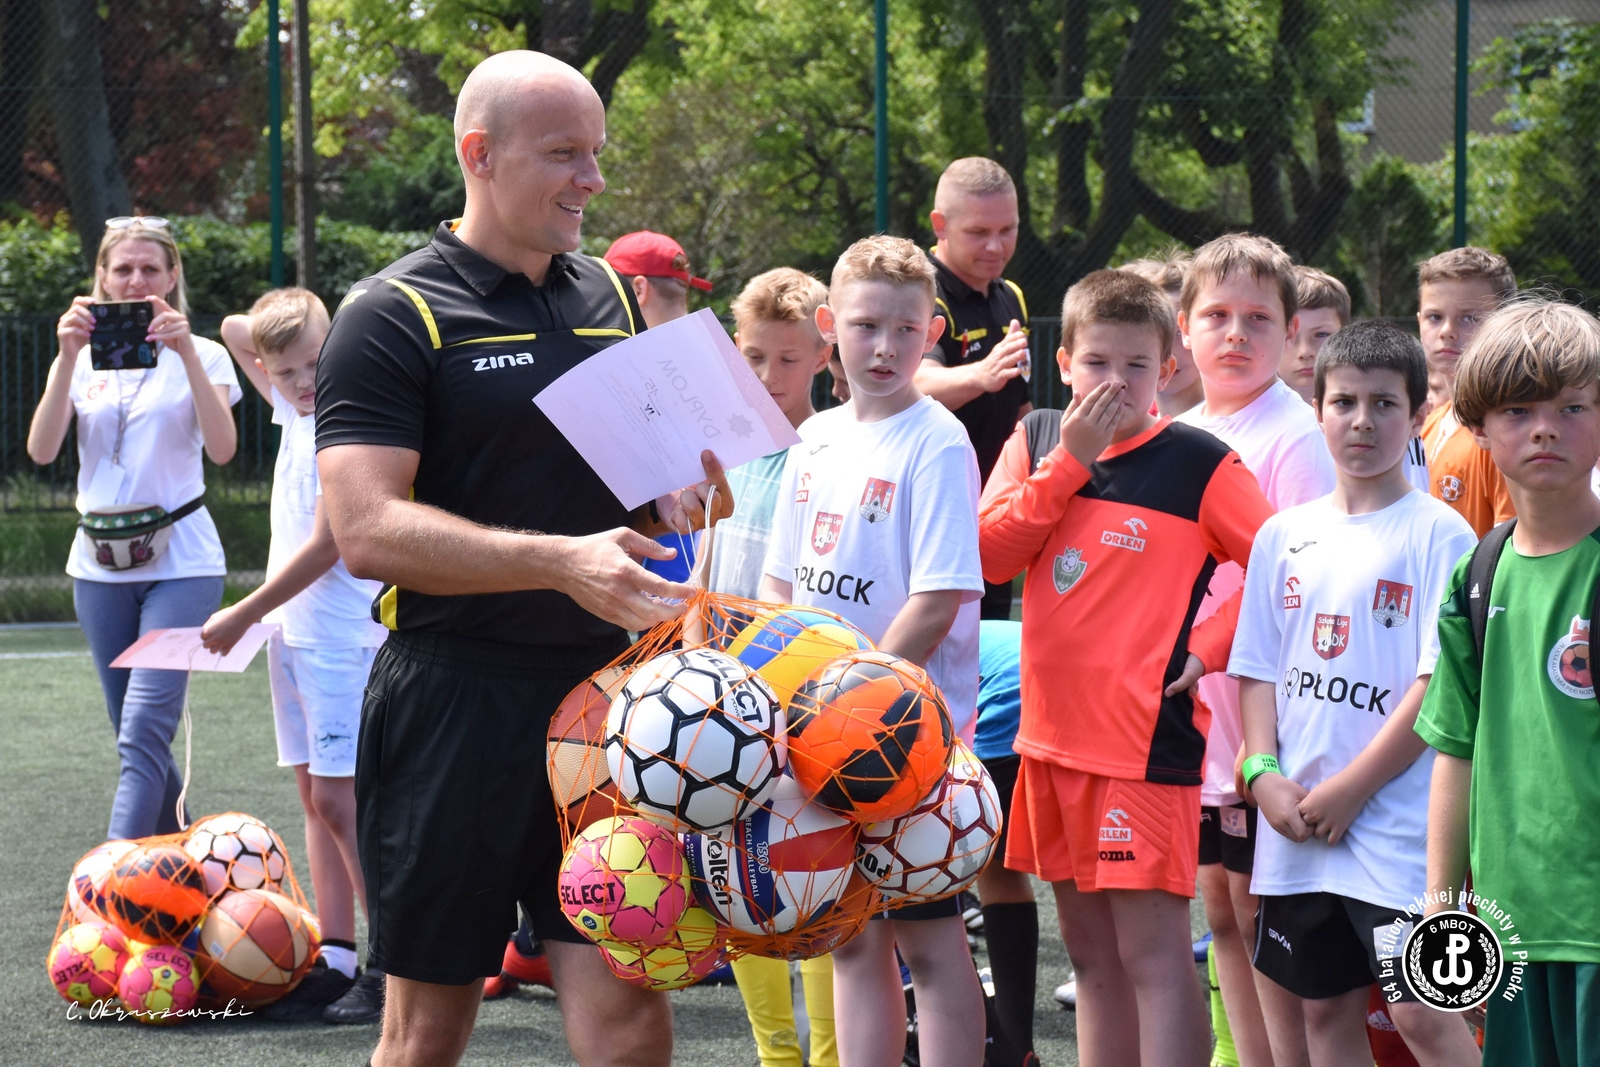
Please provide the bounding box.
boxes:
[105,216,170,231]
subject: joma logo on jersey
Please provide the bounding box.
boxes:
[859,478,896,523]
[811,512,843,555]
[1313,614,1351,660]
[1100,517,1147,552]
[471,352,534,371]
[1372,580,1413,629]
[1283,576,1302,610]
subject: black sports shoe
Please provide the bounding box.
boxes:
[262,958,357,1022]
[324,966,385,1025]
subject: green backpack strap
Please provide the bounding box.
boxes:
[1466,519,1517,665]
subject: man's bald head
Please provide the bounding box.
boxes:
[454,50,599,148]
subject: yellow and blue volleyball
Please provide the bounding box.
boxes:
[722,607,873,707]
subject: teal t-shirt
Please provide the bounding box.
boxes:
[1416,528,1600,963]
[707,449,789,599]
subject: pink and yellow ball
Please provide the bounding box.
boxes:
[118,944,198,1025]
[559,815,690,948]
[47,921,130,1005]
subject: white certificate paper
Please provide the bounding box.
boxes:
[534,309,802,509]
[109,625,277,673]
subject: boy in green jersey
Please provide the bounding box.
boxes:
[1416,297,1600,1066]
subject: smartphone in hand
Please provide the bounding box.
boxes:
[89,301,156,371]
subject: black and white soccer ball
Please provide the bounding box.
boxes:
[605,648,786,831]
[856,742,1001,903]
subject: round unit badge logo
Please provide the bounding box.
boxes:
[1547,615,1594,700]
[1401,911,1503,1012]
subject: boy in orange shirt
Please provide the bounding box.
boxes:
[1416,247,1517,535]
[980,270,1273,1066]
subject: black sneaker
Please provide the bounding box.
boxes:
[262,958,357,1022]
[324,966,385,1025]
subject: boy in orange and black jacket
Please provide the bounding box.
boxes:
[979,269,1273,1066]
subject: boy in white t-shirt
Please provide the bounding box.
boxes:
[761,236,985,1067]
[1175,232,1336,1066]
[1232,321,1481,1064]
[203,289,387,1022]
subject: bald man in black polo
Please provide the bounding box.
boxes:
[316,51,726,1067]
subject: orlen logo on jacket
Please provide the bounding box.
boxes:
[1313,614,1350,660]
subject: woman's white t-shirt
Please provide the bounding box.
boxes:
[65,337,242,582]
[263,389,386,649]
[1228,491,1476,909]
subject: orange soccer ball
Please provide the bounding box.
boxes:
[105,842,211,945]
[787,651,953,823]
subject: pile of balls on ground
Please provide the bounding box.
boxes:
[48,812,319,1024]
[550,598,1004,991]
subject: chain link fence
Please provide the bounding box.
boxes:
[0,0,1596,620]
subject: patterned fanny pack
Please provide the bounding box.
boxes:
[79,496,205,571]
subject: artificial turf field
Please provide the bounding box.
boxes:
[2,622,1209,1065]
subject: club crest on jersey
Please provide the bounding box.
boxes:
[1101,517,1147,552]
[1283,576,1302,610]
[1313,614,1350,659]
[859,478,897,523]
[1439,475,1463,502]
[811,512,843,555]
[1053,547,1087,594]
[1371,580,1413,628]
[1547,615,1593,699]
[795,472,810,503]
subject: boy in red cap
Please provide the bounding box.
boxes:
[603,230,713,329]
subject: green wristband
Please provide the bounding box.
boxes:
[1242,753,1282,788]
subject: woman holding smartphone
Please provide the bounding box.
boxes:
[28,216,241,840]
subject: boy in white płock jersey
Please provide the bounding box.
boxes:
[203,289,388,1022]
[1231,322,1481,1065]
[761,236,986,1067]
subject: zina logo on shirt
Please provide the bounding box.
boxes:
[859,478,896,523]
[471,352,534,371]
[1313,613,1350,660]
[1548,615,1594,700]
[1053,547,1086,594]
[811,512,843,556]
[1371,580,1412,629]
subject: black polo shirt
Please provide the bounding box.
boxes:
[315,221,644,649]
[927,253,1030,484]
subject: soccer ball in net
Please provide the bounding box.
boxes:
[684,775,858,936]
[857,742,1002,903]
[719,607,874,708]
[559,815,690,948]
[597,905,724,991]
[106,842,211,945]
[605,648,785,831]
[48,921,130,1005]
[118,943,198,1024]
[549,666,630,833]
[183,813,288,895]
[66,839,138,925]
[788,651,953,823]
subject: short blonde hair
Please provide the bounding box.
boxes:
[93,223,189,315]
[1417,246,1516,299]
[1181,232,1297,322]
[829,236,936,307]
[731,268,829,336]
[1061,269,1175,357]
[248,287,331,356]
[1453,296,1600,428]
[1293,266,1351,325]
[1119,249,1190,296]
[934,157,1016,211]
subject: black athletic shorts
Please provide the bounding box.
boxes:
[1198,803,1256,875]
[981,753,1020,864]
[1253,891,1417,1002]
[356,629,627,985]
[877,896,963,922]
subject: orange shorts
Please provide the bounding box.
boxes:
[1005,756,1199,897]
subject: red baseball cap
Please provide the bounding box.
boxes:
[603,231,713,291]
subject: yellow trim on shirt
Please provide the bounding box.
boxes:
[378,586,399,630]
[573,328,632,339]
[386,279,442,350]
[444,333,540,349]
[595,258,638,335]
[1003,278,1029,321]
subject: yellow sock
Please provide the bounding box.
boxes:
[732,954,803,1067]
[1209,940,1239,1067]
[800,955,837,1067]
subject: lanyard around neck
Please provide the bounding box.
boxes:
[111,363,153,467]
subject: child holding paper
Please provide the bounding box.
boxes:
[204,288,387,1022]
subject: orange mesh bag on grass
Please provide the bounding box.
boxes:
[51,813,318,1022]
[548,565,1005,983]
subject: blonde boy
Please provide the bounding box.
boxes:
[761,237,986,1067]
[1176,233,1336,1067]
[712,267,838,1067]
[980,270,1272,1066]
[1122,250,1202,416]
[1417,299,1600,1066]
[1416,247,1517,535]
[1279,266,1350,405]
[204,289,387,1022]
